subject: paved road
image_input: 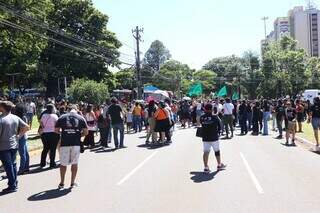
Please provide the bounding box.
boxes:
[1,126,320,213]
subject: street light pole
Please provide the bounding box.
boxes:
[261,16,269,39]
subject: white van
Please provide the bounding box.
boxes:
[302,89,320,104]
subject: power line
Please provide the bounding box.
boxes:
[0,18,134,66]
[0,2,118,58]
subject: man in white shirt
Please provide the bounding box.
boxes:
[25,99,36,129]
[223,98,234,139]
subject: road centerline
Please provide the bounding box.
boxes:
[117,151,159,186]
[240,152,264,194]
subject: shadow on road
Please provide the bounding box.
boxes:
[28,188,71,201]
[137,143,170,150]
[190,171,219,183]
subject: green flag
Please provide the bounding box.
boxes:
[232,91,240,100]
[217,86,227,97]
[188,83,203,96]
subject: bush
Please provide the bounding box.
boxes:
[68,79,108,105]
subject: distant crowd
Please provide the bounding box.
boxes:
[1,94,320,192]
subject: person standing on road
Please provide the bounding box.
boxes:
[295,99,304,133]
[200,103,226,174]
[308,97,320,148]
[262,99,271,135]
[132,102,142,133]
[83,104,97,149]
[285,101,297,146]
[0,101,29,193]
[275,99,286,139]
[14,104,30,175]
[55,105,88,189]
[145,100,157,144]
[108,97,125,149]
[39,104,60,168]
[238,100,248,135]
[25,98,36,129]
[222,98,234,139]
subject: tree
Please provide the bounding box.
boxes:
[258,36,308,98]
[114,68,136,89]
[306,57,320,89]
[41,0,121,96]
[143,40,171,71]
[68,78,108,105]
[241,51,262,99]
[193,70,217,94]
[0,0,53,89]
[203,55,246,96]
[151,60,194,96]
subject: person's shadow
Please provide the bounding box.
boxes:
[28,188,71,201]
[190,171,219,183]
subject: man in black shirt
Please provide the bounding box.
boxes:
[200,104,226,174]
[108,97,125,149]
[308,97,320,148]
[275,99,286,139]
[55,105,88,189]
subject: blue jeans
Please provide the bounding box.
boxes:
[18,136,29,172]
[263,112,270,135]
[133,115,142,132]
[0,149,18,189]
[247,112,252,130]
[112,123,124,148]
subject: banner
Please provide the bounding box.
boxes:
[188,82,203,96]
[217,86,227,97]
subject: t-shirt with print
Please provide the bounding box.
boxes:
[107,104,123,125]
[55,112,87,147]
[0,113,28,151]
[310,103,320,118]
[286,108,296,122]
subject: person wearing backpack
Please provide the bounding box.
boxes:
[200,103,226,174]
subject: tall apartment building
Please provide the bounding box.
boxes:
[289,6,320,57]
[274,17,290,40]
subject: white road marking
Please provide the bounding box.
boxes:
[117,151,159,186]
[240,152,264,194]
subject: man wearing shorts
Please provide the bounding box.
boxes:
[308,97,320,148]
[55,106,88,189]
[200,103,226,174]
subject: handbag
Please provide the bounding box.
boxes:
[196,127,203,138]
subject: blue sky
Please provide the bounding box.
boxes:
[93,0,307,69]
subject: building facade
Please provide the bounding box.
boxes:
[262,6,320,57]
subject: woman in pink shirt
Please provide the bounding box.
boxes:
[39,104,60,168]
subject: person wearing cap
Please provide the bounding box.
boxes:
[0,101,29,193]
[55,105,88,189]
[200,103,226,174]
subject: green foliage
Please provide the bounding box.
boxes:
[143,40,171,71]
[114,68,136,89]
[193,70,217,94]
[0,0,121,96]
[259,36,308,98]
[151,60,194,96]
[68,78,108,105]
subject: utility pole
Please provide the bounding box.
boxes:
[261,16,269,39]
[132,26,144,99]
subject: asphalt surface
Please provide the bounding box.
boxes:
[1,126,320,213]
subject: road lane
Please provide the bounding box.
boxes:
[1,127,320,213]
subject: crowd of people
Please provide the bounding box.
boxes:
[1,94,320,193]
